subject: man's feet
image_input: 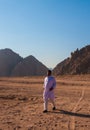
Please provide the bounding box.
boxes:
[43,110,48,113]
[52,106,56,110]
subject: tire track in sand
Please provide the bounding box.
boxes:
[68,87,85,130]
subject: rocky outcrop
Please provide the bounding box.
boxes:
[53,45,90,75]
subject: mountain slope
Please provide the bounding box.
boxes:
[0,48,23,76]
[11,55,48,76]
[53,45,90,75]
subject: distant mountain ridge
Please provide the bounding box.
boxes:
[0,45,90,76]
[53,45,90,75]
[11,55,48,76]
[0,49,47,76]
[0,48,23,76]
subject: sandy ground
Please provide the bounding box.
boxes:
[0,75,90,130]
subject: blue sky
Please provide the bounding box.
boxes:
[0,0,90,68]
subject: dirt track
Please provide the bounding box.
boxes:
[0,75,90,130]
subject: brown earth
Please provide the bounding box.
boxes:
[0,75,90,130]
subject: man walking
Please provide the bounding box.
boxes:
[43,69,56,113]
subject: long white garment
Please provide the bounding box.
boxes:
[43,76,56,100]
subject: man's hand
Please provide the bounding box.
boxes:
[49,87,53,91]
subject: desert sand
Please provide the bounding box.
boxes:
[0,75,90,130]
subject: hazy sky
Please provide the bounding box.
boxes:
[0,0,90,68]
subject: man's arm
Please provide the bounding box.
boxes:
[49,77,56,91]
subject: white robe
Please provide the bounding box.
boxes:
[43,76,56,101]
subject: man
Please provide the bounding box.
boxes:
[43,69,56,113]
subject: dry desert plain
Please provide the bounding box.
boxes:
[0,75,90,130]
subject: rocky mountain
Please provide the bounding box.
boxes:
[0,49,47,76]
[0,45,90,76]
[0,48,23,76]
[53,45,90,75]
[11,55,48,76]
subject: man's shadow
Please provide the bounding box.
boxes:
[50,109,90,118]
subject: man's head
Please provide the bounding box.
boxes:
[47,69,52,76]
